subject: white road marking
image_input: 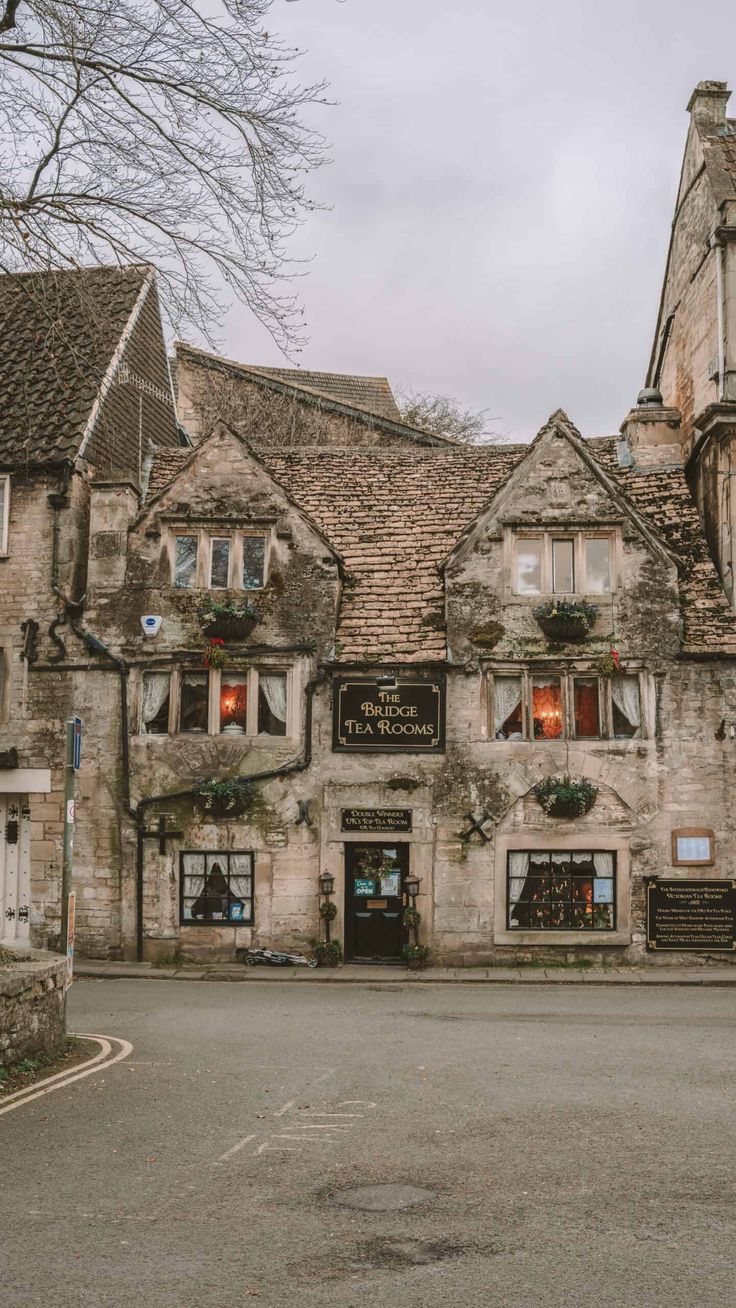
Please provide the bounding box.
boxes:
[216,1133,257,1163]
[0,1034,132,1118]
[273,1099,296,1116]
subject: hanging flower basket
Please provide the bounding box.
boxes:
[199,600,260,642]
[533,775,598,819]
[533,600,598,642]
[197,777,253,819]
[203,637,228,669]
[595,648,621,677]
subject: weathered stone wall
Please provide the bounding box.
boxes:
[0,953,67,1067]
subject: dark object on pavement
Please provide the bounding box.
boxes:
[236,947,317,968]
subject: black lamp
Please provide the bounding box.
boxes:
[318,871,335,896]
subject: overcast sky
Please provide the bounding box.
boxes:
[220,0,735,441]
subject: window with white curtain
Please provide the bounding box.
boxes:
[490,669,643,740]
[508,850,616,931]
[140,667,290,736]
[180,851,254,925]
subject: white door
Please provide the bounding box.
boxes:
[0,795,31,944]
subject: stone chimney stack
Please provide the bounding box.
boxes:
[687,80,730,127]
[619,389,683,469]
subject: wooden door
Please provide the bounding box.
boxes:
[0,795,31,944]
[345,842,408,961]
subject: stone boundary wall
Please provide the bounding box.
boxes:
[0,952,67,1067]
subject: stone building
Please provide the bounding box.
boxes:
[2,83,736,967]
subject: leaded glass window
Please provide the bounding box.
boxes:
[181,851,254,925]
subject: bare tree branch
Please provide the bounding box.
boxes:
[396,390,505,445]
[0,0,331,349]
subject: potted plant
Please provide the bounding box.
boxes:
[533,600,598,641]
[199,599,260,642]
[402,943,430,970]
[197,776,253,818]
[533,775,598,818]
[314,939,343,968]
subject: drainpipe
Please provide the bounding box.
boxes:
[710,233,726,402]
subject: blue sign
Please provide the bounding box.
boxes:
[72,717,82,771]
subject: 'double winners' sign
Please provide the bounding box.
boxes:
[333,678,445,752]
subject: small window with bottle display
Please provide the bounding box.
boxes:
[508,850,616,931]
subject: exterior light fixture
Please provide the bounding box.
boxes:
[404,873,421,899]
[318,871,335,897]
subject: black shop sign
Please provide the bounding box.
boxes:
[646,879,736,951]
[333,678,446,753]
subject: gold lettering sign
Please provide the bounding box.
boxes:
[333,678,446,753]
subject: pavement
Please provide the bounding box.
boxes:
[3,978,736,1307]
[74,957,736,985]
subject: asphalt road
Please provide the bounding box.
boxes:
[2,979,736,1308]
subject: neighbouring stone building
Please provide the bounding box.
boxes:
[2,82,736,967]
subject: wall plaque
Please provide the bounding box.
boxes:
[333,678,445,753]
[646,879,736,951]
[341,808,413,833]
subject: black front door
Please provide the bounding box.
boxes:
[345,842,409,961]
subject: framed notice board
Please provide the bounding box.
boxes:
[646,879,736,951]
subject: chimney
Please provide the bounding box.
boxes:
[619,389,683,469]
[687,81,730,127]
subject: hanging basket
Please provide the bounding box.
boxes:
[197,779,253,820]
[533,775,598,819]
[533,601,598,642]
[199,602,260,642]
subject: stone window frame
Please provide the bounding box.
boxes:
[179,849,255,927]
[137,664,295,739]
[494,833,631,947]
[483,663,648,741]
[506,527,619,598]
[167,525,270,591]
[0,475,9,556]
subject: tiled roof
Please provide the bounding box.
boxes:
[0,265,150,468]
[247,366,401,420]
[147,432,736,662]
[173,343,458,446]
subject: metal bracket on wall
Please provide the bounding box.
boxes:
[295,800,313,827]
[458,812,493,844]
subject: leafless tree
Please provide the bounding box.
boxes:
[0,0,329,349]
[397,390,503,444]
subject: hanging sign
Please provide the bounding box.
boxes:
[333,678,445,753]
[646,879,736,951]
[341,808,413,833]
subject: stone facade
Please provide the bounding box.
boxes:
[2,87,736,969]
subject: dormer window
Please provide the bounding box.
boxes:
[171,529,268,590]
[513,532,613,596]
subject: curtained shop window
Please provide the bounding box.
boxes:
[508,850,615,931]
[181,851,254,925]
[142,667,291,736]
[489,669,645,741]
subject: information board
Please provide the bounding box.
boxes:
[646,879,736,951]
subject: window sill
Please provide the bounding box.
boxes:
[495,929,630,947]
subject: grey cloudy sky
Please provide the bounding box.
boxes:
[221,0,736,441]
